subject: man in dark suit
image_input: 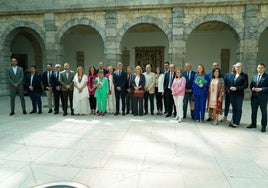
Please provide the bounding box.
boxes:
[221,64,236,122]
[51,64,63,115]
[25,65,43,114]
[113,62,127,116]
[182,63,196,119]
[163,62,170,114]
[42,63,54,113]
[60,63,75,116]
[6,58,27,115]
[125,66,133,114]
[229,62,248,127]
[163,63,176,117]
[247,63,268,132]
[96,61,107,74]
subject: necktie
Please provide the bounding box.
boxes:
[119,71,121,76]
[257,75,261,85]
[56,72,59,81]
[169,73,173,88]
[30,74,34,86]
[48,71,51,85]
[66,72,69,80]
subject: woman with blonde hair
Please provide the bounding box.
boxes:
[171,68,186,123]
[132,66,145,116]
[73,66,89,115]
[105,65,116,113]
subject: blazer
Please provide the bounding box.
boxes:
[42,70,54,90]
[192,74,210,96]
[113,70,127,90]
[250,72,268,99]
[126,73,134,90]
[6,66,24,88]
[51,71,62,89]
[60,70,75,91]
[164,71,175,91]
[224,72,234,93]
[132,74,145,91]
[183,70,196,91]
[156,73,165,93]
[230,72,248,96]
[25,73,42,93]
[143,72,156,94]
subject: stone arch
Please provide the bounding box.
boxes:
[117,15,172,45]
[56,17,106,44]
[184,14,243,41]
[256,18,268,40]
[1,21,46,71]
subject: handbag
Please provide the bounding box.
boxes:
[133,90,144,98]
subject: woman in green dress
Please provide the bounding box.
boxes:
[94,70,109,116]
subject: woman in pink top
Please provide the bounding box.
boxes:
[172,69,186,123]
[87,66,97,115]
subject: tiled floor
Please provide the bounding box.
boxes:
[0,96,267,188]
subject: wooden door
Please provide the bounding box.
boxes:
[221,49,230,73]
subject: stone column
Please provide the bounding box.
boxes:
[44,13,63,70]
[104,10,119,67]
[170,7,186,68]
[0,49,11,95]
[242,4,259,98]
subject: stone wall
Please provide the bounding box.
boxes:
[0,1,268,96]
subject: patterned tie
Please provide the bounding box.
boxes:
[257,75,261,86]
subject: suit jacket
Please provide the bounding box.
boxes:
[132,74,145,91]
[126,73,134,90]
[6,66,24,89]
[113,70,127,91]
[143,72,156,94]
[60,70,75,91]
[250,73,268,99]
[25,73,42,93]
[51,71,62,89]
[42,70,54,90]
[224,72,234,94]
[183,70,196,91]
[230,72,248,96]
[164,71,175,91]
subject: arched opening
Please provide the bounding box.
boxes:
[61,25,104,72]
[186,21,240,73]
[120,23,169,71]
[257,27,268,64]
[7,27,44,73]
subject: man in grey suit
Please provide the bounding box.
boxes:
[6,58,27,116]
[60,63,75,116]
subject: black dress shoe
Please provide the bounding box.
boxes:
[29,110,37,114]
[151,112,154,115]
[38,110,42,114]
[48,109,53,113]
[9,111,15,116]
[261,128,266,132]
[63,112,67,116]
[71,112,74,115]
[207,117,213,121]
[165,114,171,117]
[114,112,119,116]
[23,110,27,114]
[122,112,125,116]
[54,111,59,115]
[126,111,129,114]
[144,112,148,115]
[247,124,256,128]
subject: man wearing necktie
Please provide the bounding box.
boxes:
[25,65,43,114]
[182,63,196,119]
[248,63,268,132]
[125,66,133,114]
[113,62,127,116]
[6,58,27,115]
[42,63,54,113]
[163,63,176,117]
[51,64,63,114]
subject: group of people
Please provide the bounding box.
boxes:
[6,57,268,132]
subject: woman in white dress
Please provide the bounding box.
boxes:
[105,66,115,113]
[73,66,89,115]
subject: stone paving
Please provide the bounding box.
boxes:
[0,96,267,188]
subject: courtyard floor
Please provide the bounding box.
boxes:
[0,96,267,188]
